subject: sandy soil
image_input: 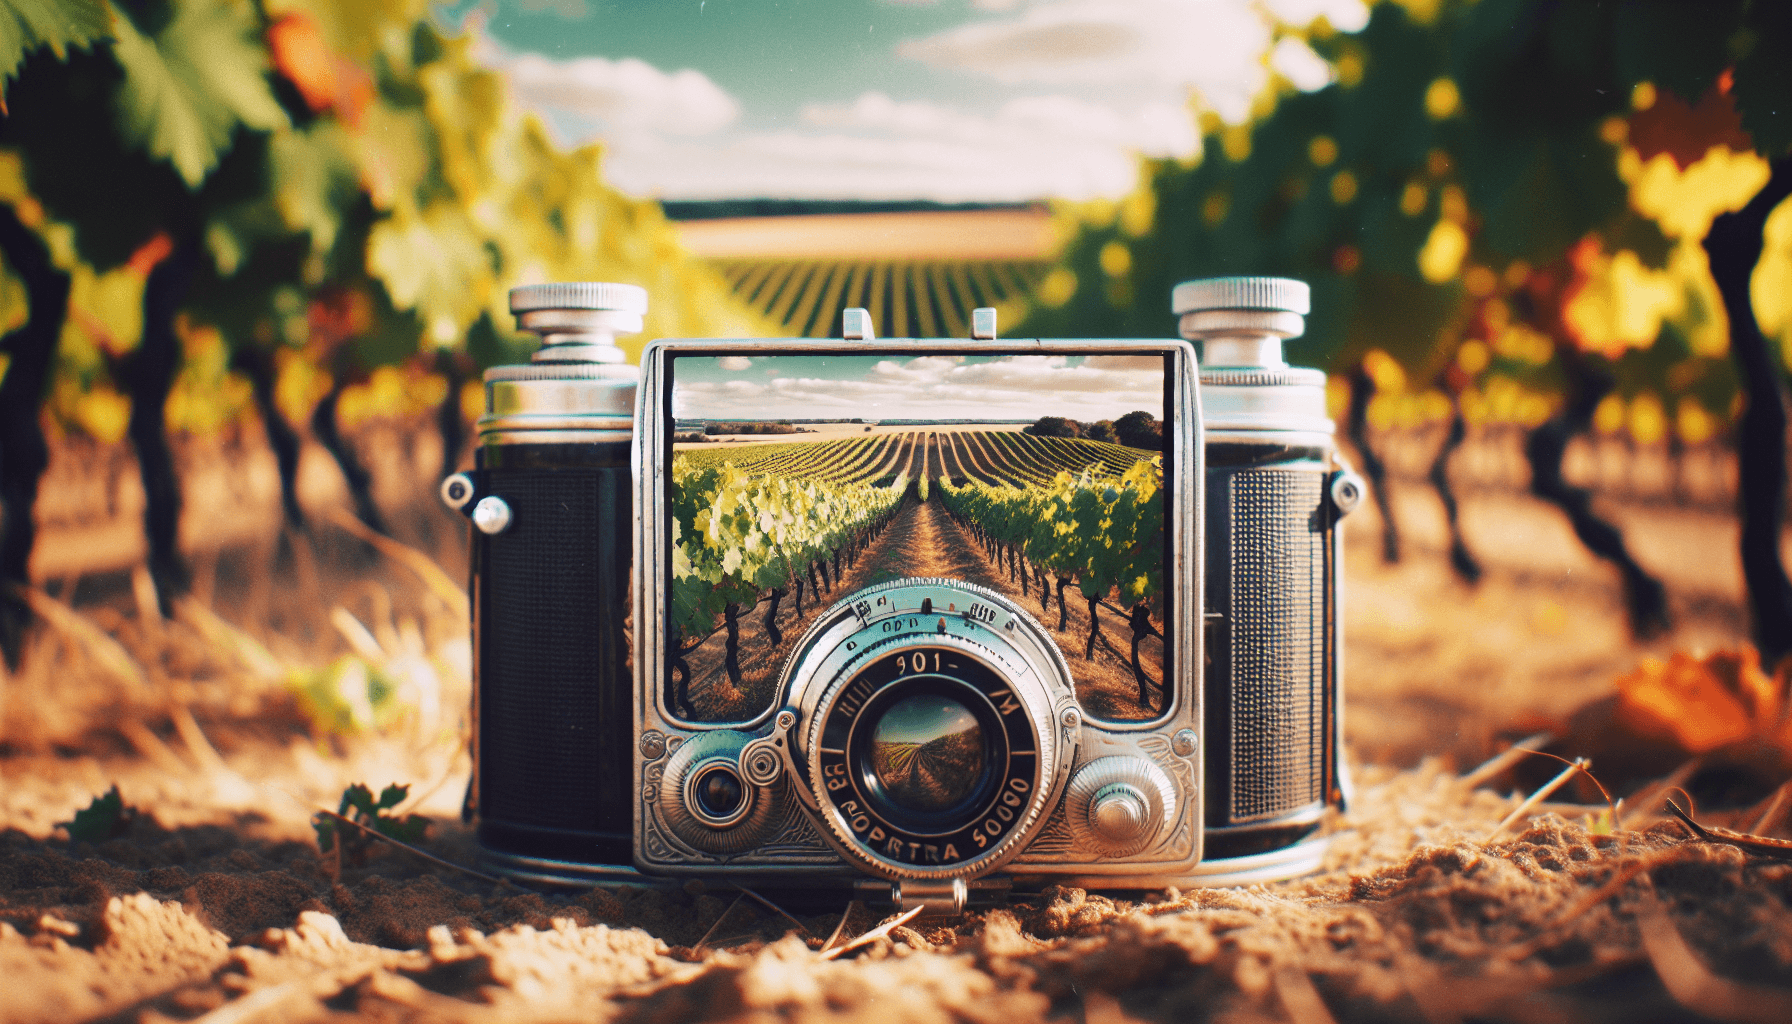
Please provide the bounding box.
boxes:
[5,477,1790,1023]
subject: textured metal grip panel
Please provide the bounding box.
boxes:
[479,467,632,838]
[1228,469,1324,823]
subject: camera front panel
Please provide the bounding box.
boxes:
[633,337,1203,886]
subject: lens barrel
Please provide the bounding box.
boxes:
[455,283,644,882]
[782,578,1079,882]
[1174,277,1356,862]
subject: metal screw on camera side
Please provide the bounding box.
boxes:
[1171,728,1198,757]
[440,472,475,511]
[472,496,512,535]
[1331,473,1364,515]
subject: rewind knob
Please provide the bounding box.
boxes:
[1065,756,1176,857]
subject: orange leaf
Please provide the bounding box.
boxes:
[126,232,174,278]
[267,13,337,114]
[1615,647,1779,755]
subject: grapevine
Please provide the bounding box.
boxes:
[938,457,1165,711]
[666,458,906,715]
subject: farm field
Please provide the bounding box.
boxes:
[1,427,1785,1024]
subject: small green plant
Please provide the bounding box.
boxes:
[59,784,134,841]
[313,783,429,862]
[288,656,405,736]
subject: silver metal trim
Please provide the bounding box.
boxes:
[632,333,1204,884]
[510,281,649,315]
[971,307,998,340]
[477,848,676,889]
[1172,276,1310,316]
[843,308,875,340]
[897,877,968,914]
[440,473,474,511]
[1053,834,1331,890]
[478,429,634,447]
[790,579,1075,882]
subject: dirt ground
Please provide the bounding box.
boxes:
[4,471,1790,1023]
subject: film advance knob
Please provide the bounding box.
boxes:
[1065,755,1176,857]
[1090,783,1150,841]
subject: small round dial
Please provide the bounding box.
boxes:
[1064,756,1176,857]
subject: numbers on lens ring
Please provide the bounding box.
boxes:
[892,651,942,675]
[823,762,848,791]
[880,617,920,633]
[966,603,996,624]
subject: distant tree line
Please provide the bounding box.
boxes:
[703,421,808,436]
[1025,411,1163,451]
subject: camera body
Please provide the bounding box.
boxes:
[452,280,1356,906]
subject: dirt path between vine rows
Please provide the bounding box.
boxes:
[900,497,1166,721]
[681,494,1165,723]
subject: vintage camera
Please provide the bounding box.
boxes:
[448,278,1357,909]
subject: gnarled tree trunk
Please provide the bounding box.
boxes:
[1524,346,1670,638]
[1704,155,1792,669]
[1429,383,1482,584]
[231,345,305,529]
[0,205,71,667]
[312,384,386,536]
[1347,362,1399,563]
[131,236,199,617]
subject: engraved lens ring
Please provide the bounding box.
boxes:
[791,579,1077,881]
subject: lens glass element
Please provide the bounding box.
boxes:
[693,765,745,820]
[869,694,985,813]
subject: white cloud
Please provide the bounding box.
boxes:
[895,0,1364,122]
[606,90,1193,202]
[468,0,1361,201]
[604,128,1142,202]
[471,20,739,139]
[800,91,1195,159]
[517,0,588,17]
[675,354,1163,422]
[896,0,1268,121]
[505,53,740,136]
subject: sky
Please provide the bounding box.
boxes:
[431,0,1369,203]
[670,352,1166,422]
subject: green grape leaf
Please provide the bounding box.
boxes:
[316,781,427,852]
[0,0,110,101]
[59,783,131,841]
[111,0,288,188]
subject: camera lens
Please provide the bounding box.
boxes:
[867,693,986,814]
[693,764,746,820]
[790,579,1077,881]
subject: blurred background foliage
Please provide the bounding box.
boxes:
[0,0,1789,668]
[0,0,774,651]
[1016,0,1792,658]
[1021,0,1789,438]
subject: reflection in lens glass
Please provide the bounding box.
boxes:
[870,694,985,812]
